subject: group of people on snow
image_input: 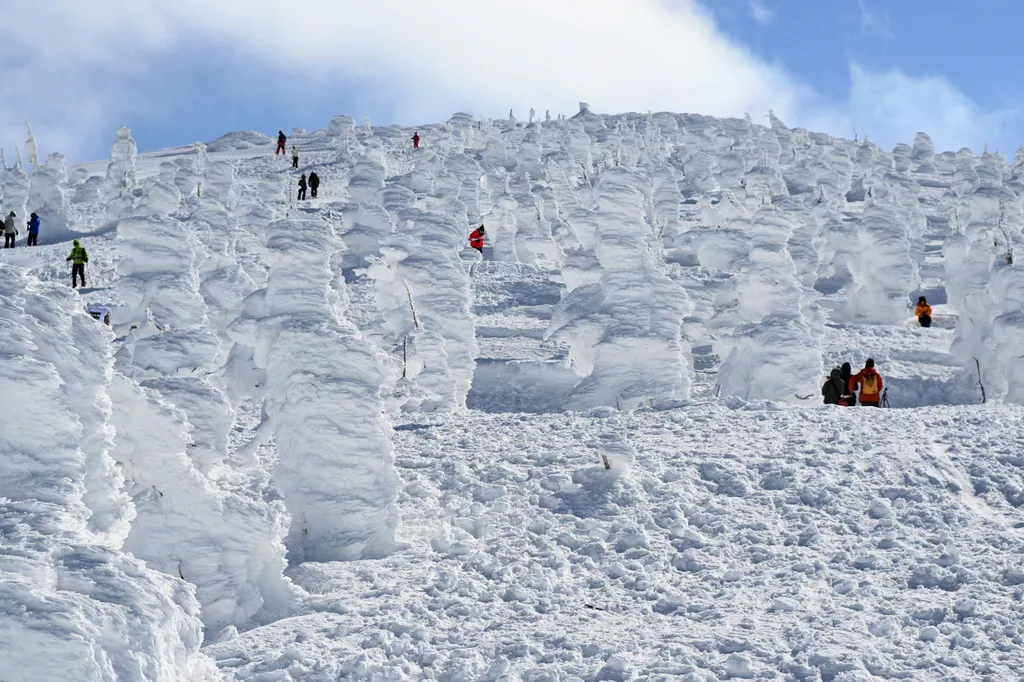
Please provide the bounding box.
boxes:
[277,131,321,201]
[822,359,884,407]
[297,172,319,200]
[3,211,41,248]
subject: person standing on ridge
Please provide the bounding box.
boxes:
[849,358,883,407]
[412,132,420,149]
[27,213,40,246]
[3,211,17,248]
[821,366,845,405]
[298,173,307,201]
[276,131,287,156]
[469,225,485,253]
[915,296,932,328]
[67,239,89,288]
[291,145,299,169]
[308,172,320,199]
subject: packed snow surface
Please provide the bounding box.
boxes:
[1,106,1023,681]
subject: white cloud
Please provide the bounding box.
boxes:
[0,0,1012,161]
[842,65,1017,155]
[857,0,895,40]
[748,0,774,25]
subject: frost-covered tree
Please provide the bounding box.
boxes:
[1,152,29,223]
[27,152,72,243]
[846,191,920,323]
[717,207,823,402]
[24,121,40,167]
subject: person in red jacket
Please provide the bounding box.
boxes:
[849,358,883,407]
[412,132,420,149]
[469,225,485,252]
[275,131,287,156]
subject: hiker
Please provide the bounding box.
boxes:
[821,366,845,405]
[915,296,932,328]
[3,211,16,248]
[275,131,287,156]
[849,358,883,407]
[839,362,855,406]
[308,172,320,199]
[291,146,299,169]
[412,132,420,149]
[67,239,89,288]
[469,225,485,253]
[27,212,40,246]
[298,173,307,201]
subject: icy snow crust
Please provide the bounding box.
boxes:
[1,110,1023,679]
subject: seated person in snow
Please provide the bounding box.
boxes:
[469,225,485,253]
[915,296,932,328]
[821,366,845,405]
[849,358,883,407]
[839,362,855,406]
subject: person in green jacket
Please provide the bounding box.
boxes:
[67,239,89,288]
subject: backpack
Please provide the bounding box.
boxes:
[861,372,879,394]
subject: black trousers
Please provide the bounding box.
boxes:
[292,157,299,168]
[72,263,86,288]
[298,187,307,200]
[27,233,38,246]
[919,314,932,327]
[3,233,14,248]
[310,185,318,198]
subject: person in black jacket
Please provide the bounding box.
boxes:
[308,172,320,198]
[297,173,307,200]
[822,366,845,405]
[839,362,855,406]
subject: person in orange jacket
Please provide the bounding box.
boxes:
[915,296,932,327]
[849,358,883,407]
[469,225,485,252]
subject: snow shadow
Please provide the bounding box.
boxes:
[556,466,626,519]
[467,358,579,413]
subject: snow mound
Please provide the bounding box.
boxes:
[205,130,273,152]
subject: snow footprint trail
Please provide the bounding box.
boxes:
[0,265,219,681]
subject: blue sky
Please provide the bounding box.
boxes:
[2,0,1022,163]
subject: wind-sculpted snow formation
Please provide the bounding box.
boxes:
[716,205,823,401]
[110,158,294,633]
[231,215,400,562]
[942,149,1024,403]
[0,265,218,681]
[547,167,694,409]
[362,143,479,411]
[1,154,29,222]
[28,153,74,243]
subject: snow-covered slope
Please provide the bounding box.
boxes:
[1,106,1023,680]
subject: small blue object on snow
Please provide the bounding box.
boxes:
[86,305,111,325]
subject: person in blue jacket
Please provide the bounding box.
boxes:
[26,213,40,246]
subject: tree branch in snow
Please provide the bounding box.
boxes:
[975,357,987,404]
[404,279,420,331]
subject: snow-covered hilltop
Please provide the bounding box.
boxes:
[1,106,1023,681]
